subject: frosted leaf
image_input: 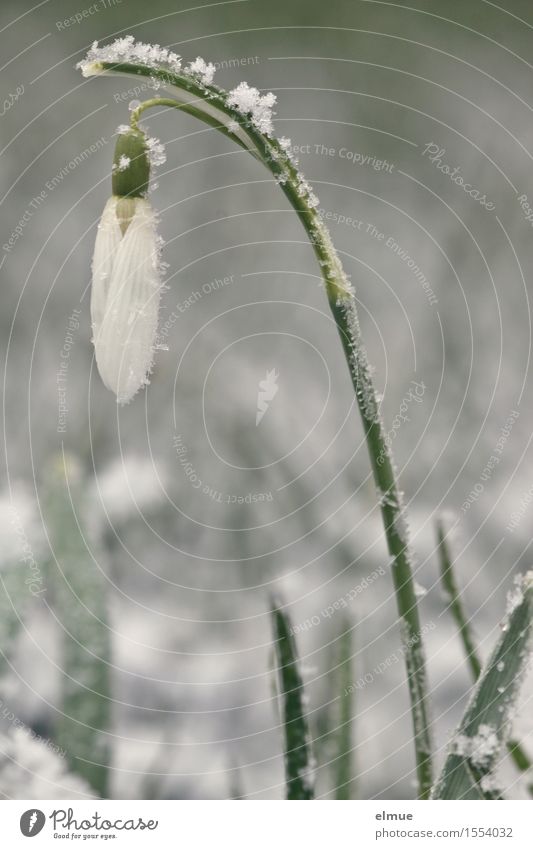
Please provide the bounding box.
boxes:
[506,573,531,617]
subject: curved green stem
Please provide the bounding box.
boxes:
[83,58,433,797]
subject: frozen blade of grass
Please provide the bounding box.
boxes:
[436,520,533,792]
[270,597,314,800]
[436,519,481,680]
[44,455,111,797]
[335,620,356,800]
[432,571,533,799]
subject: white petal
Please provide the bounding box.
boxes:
[90,197,122,339]
[94,199,162,404]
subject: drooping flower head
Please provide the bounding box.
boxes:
[91,127,163,404]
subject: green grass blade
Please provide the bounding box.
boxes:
[335,620,355,799]
[436,520,533,792]
[270,596,314,800]
[437,519,481,680]
[45,455,111,797]
[432,571,533,799]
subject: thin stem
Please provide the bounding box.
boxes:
[129,96,254,154]
[271,597,314,800]
[84,58,433,797]
[436,520,481,681]
[436,519,533,793]
[336,619,355,799]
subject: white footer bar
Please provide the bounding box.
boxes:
[1,799,532,847]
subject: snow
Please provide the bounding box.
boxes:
[145,135,166,168]
[454,724,500,769]
[480,772,502,795]
[227,82,277,136]
[187,57,216,86]
[77,36,182,76]
[414,582,428,599]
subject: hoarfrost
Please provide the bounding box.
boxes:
[414,582,428,599]
[454,723,500,769]
[480,772,502,795]
[77,36,182,76]
[227,81,277,136]
[187,57,216,86]
[145,136,166,168]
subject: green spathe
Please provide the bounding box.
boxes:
[111,128,150,198]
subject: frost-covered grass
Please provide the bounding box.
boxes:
[270,597,314,799]
[433,572,533,799]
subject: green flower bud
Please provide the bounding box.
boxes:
[111,128,150,198]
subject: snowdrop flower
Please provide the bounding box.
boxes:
[91,127,163,404]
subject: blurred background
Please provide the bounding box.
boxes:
[2,0,533,799]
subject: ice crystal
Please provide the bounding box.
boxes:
[480,772,502,795]
[117,154,130,171]
[454,724,500,769]
[227,81,277,136]
[77,36,182,76]
[145,135,166,167]
[187,56,216,85]
[414,582,428,598]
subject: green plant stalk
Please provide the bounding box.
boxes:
[436,520,481,681]
[436,520,533,791]
[82,58,433,797]
[271,597,314,800]
[336,621,355,799]
[432,572,533,799]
